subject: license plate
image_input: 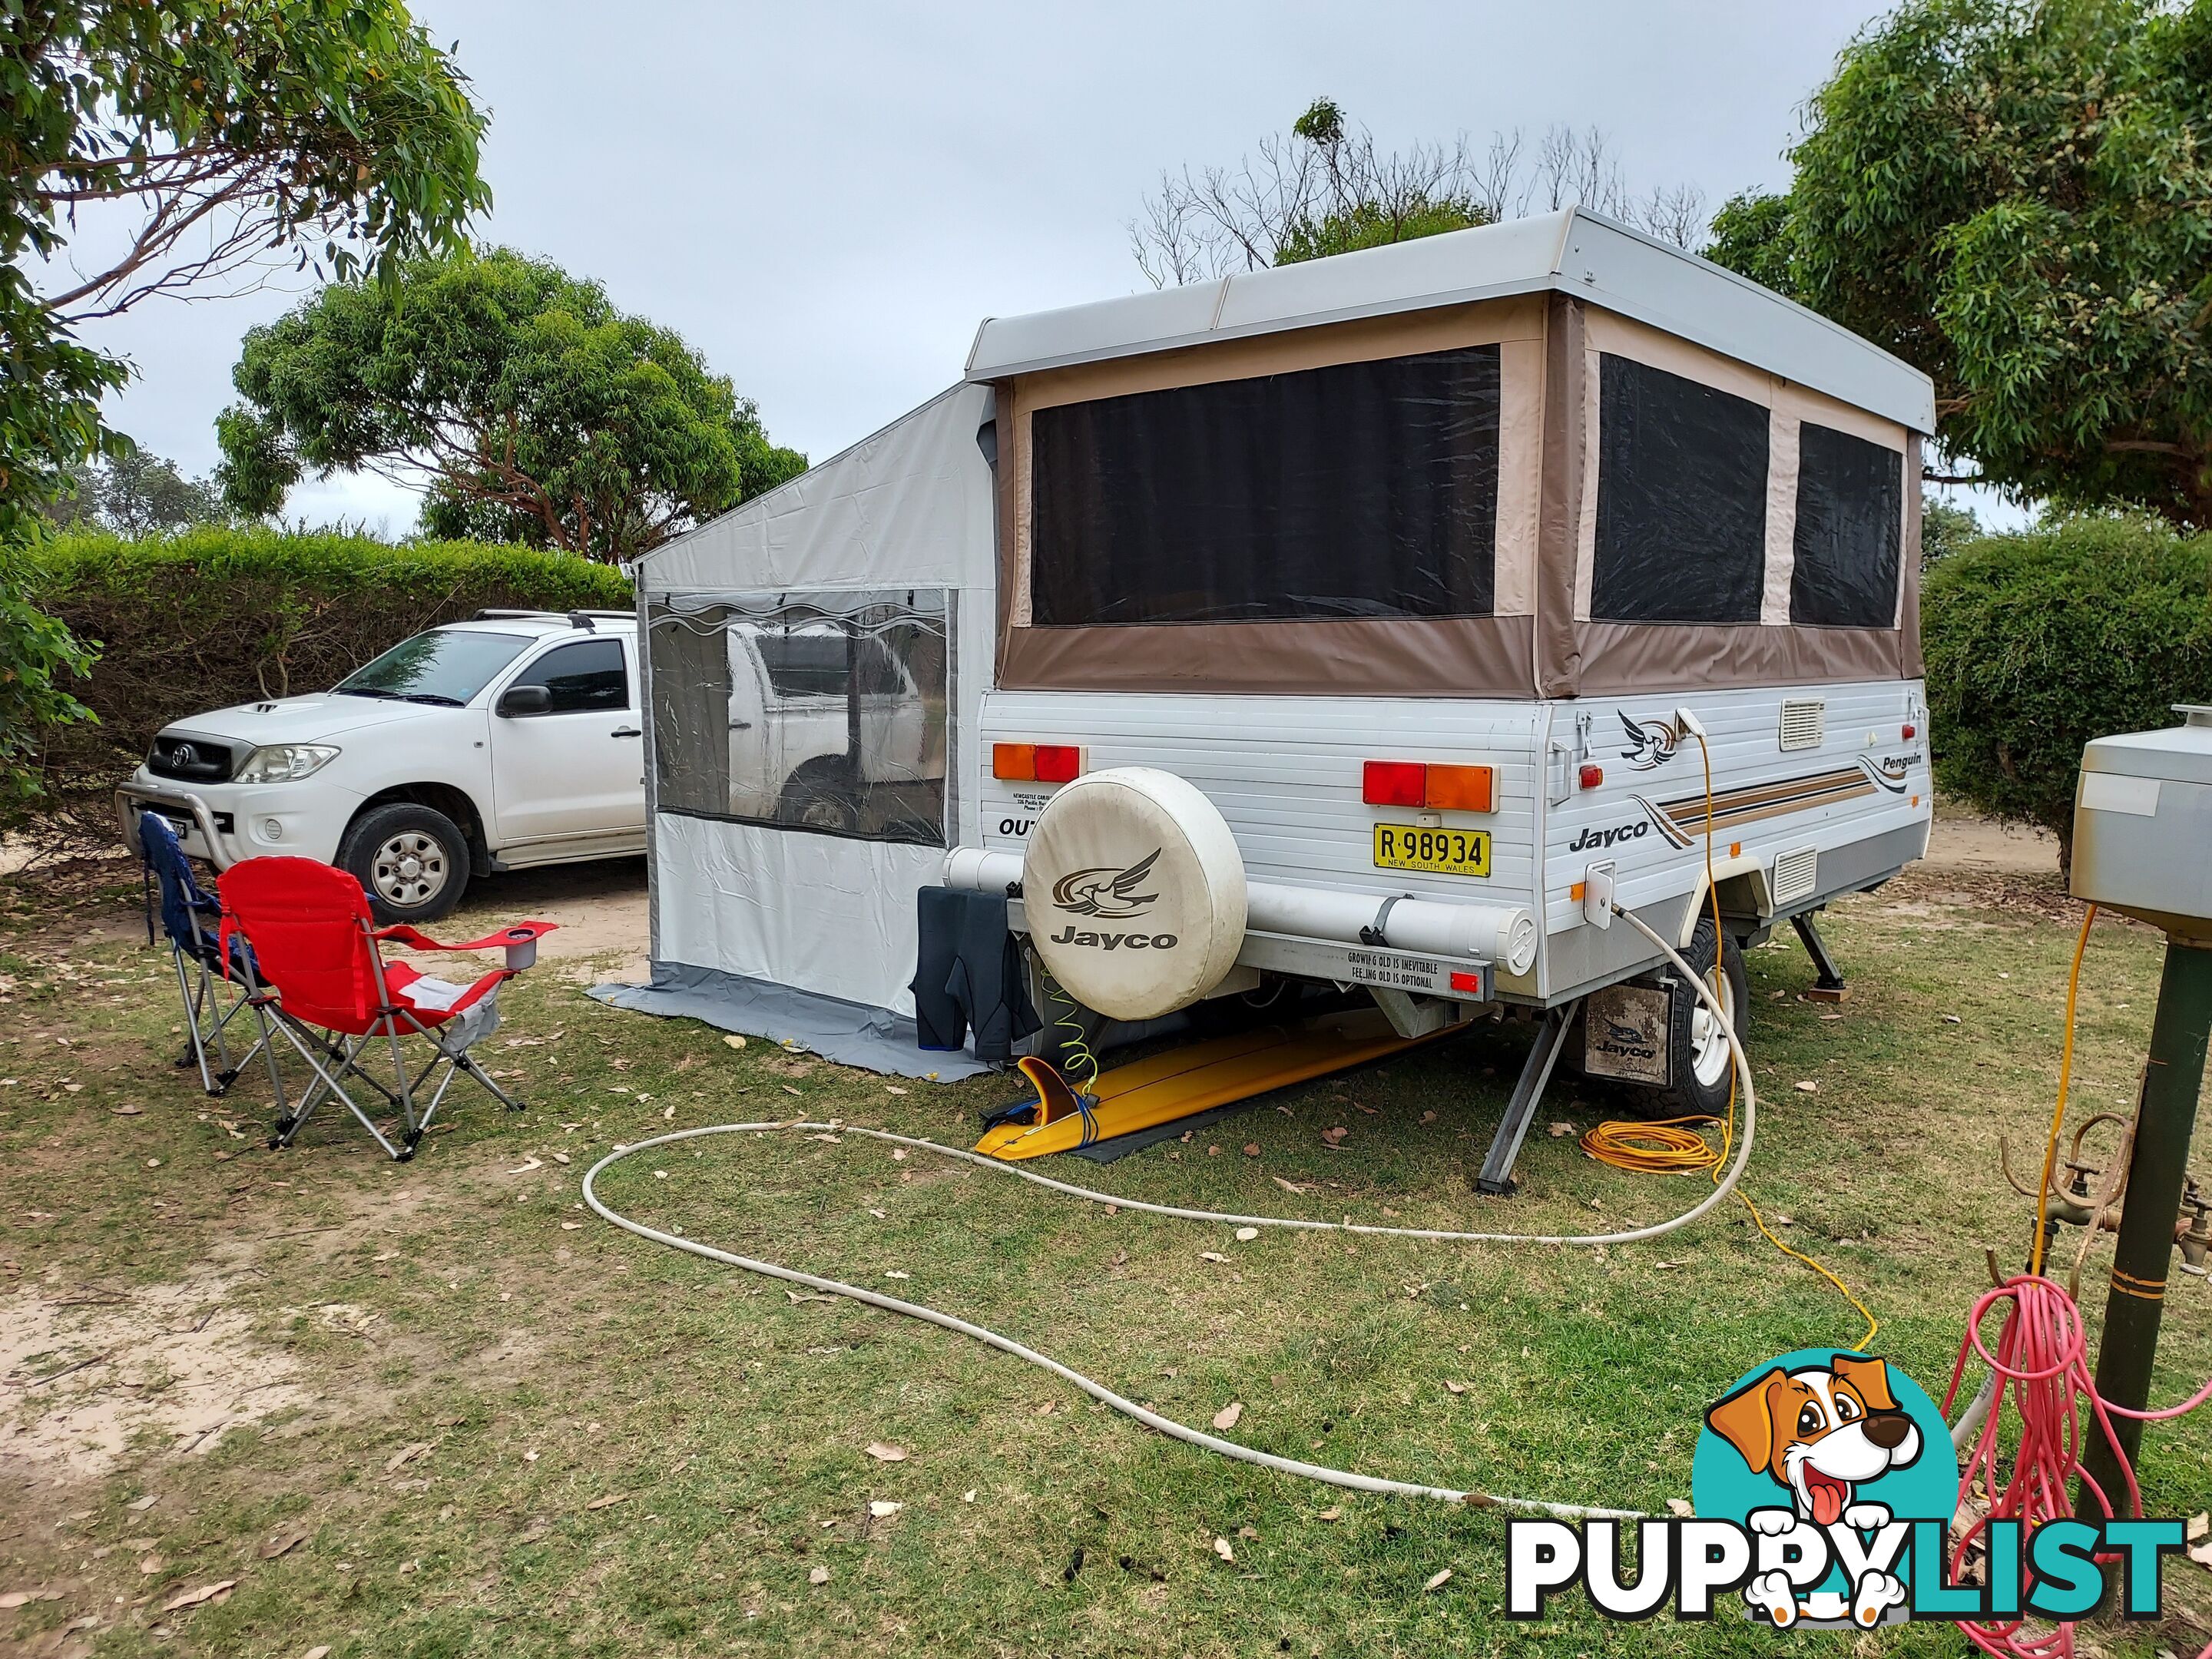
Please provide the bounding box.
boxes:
[1373,823,1491,877]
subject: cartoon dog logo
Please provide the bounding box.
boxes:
[1618,710,1683,770]
[1705,1354,1922,1628]
[1050,849,1161,919]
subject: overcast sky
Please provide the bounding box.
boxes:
[76,0,2014,531]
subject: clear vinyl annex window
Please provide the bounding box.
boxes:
[1591,353,1770,625]
[1028,345,1501,626]
[1790,422,1903,628]
[648,589,951,846]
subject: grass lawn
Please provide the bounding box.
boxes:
[2,851,2208,1657]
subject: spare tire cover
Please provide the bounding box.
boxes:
[1023,767,1247,1022]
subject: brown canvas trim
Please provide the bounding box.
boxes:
[1535,293,1584,697]
[995,614,1536,698]
[1565,619,1910,696]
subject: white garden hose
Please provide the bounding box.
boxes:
[583,903,1744,1517]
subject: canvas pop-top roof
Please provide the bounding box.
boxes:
[966,209,1936,432]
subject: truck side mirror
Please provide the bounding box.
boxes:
[497,684,553,717]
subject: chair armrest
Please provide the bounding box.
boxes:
[374,919,560,970]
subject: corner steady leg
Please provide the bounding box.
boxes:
[1475,999,1581,1196]
[1790,910,1849,1002]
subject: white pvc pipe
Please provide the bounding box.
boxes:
[944,847,1538,975]
[581,899,1754,1516]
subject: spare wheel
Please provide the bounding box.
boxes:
[1022,767,1247,1022]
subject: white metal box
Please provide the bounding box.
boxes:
[2071,705,2212,938]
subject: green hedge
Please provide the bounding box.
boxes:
[27,528,631,830]
[1922,518,2212,866]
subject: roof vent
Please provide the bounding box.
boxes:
[1779,699,1826,753]
[1772,846,1820,908]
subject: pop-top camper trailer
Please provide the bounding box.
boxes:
[607,208,1934,1185]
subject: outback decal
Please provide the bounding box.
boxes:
[1050,849,1161,919]
[1619,710,1686,771]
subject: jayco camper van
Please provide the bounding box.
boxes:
[609,208,1933,1186]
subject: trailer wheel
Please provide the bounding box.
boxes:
[1646,915,1749,1116]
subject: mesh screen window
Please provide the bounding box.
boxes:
[648,591,950,846]
[1028,345,1500,626]
[1790,422,1903,628]
[1591,354,1770,625]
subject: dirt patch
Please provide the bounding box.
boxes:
[0,1273,307,1478]
[1925,809,2061,877]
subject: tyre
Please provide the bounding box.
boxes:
[338,802,469,924]
[1646,914,1750,1116]
[777,762,859,833]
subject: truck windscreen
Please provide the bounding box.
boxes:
[337,631,531,705]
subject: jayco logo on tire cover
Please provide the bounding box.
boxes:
[1050,849,1162,919]
[1048,848,1177,949]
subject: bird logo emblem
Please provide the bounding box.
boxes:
[1051,849,1162,919]
[1618,710,1684,771]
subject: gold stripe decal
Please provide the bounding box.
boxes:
[1633,767,1880,846]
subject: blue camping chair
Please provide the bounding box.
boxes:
[137,810,282,1098]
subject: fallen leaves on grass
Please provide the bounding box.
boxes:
[1271,1176,1311,1195]
[1445,1380,1467,1395]
[1320,1127,1349,1146]
[1794,1081,1819,1094]
[505,1157,543,1174]
[161,1580,237,1613]
[869,1501,902,1518]
[586,1493,628,1511]
[1424,1568,1452,1592]
[382,1442,430,1475]
[1200,1250,1227,1263]
[864,1442,909,1462]
[1212,1536,1235,1562]
[1318,1506,1342,1522]
[1243,1143,1260,1157]
[724,1035,747,1050]
[1547,1122,1575,1137]
[1233,1227,1259,1242]
[1666,1498,1694,1518]
[808,1565,830,1584]
[1212,1402,1243,1430]
[259,1520,312,1558]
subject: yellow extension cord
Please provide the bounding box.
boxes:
[1579,728,1880,1349]
[2029,904,2100,1279]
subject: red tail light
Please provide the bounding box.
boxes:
[1363,760,1497,811]
[992,742,1084,783]
[1363,760,1427,807]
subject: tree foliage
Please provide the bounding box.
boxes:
[1131,101,1707,286]
[1704,0,2212,526]
[1922,517,2212,864]
[217,247,806,562]
[46,449,229,537]
[0,0,489,818]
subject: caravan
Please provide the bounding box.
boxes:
[614,209,1933,1184]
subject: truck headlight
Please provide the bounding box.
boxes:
[234,743,340,783]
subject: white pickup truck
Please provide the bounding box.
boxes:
[118,608,937,922]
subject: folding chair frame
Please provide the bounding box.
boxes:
[137,815,283,1101]
[260,917,524,1162]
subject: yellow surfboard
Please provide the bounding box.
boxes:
[974,1006,1469,1161]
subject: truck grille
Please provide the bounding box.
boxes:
[147,733,240,783]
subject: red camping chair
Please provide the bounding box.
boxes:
[217,857,556,1161]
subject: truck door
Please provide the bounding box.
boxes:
[488,635,644,847]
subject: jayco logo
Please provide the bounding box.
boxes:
[1505,1347,2194,1630]
[1051,849,1161,919]
[1568,819,1651,853]
[1619,710,1684,771]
